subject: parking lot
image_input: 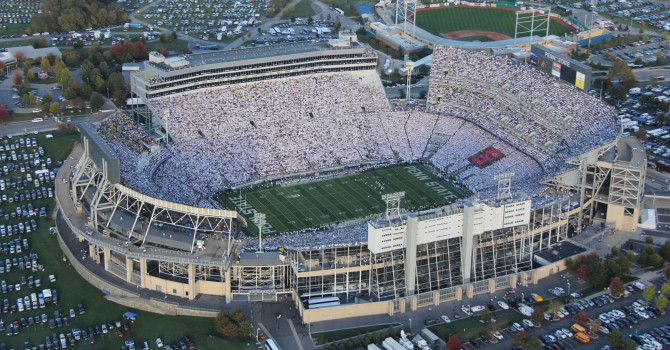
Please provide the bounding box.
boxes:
[457,283,668,350]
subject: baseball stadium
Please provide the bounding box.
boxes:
[53,38,646,324]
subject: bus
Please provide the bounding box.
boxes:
[575,332,590,343]
[306,296,340,309]
[334,7,344,15]
[571,323,587,334]
[265,339,280,350]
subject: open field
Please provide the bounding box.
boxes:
[415,7,572,38]
[0,131,254,349]
[219,163,467,234]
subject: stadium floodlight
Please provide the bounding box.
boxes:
[382,191,405,222]
[253,212,266,252]
[405,61,414,101]
[494,172,515,200]
[514,6,551,46]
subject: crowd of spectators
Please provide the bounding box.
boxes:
[427,46,620,173]
[93,50,622,248]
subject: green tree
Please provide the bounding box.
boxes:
[90,92,104,111]
[41,94,52,110]
[634,129,648,141]
[63,86,77,100]
[651,254,665,268]
[398,88,406,99]
[22,61,30,76]
[660,240,670,261]
[481,307,491,323]
[608,330,624,350]
[49,102,60,114]
[655,294,667,309]
[623,339,636,350]
[26,70,35,81]
[57,67,71,86]
[643,286,657,302]
[611,246,620,256]
[526,337,543,350]
[608,59,636,88]
[40,57,52,71]
[615,256,632,276]
[547,300,561,317]
[646,236,655,244]
[588,261,607,287]
[32,37,48,49]
[662,283,670,296]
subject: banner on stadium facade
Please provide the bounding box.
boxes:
[575,72,585,90]
[551,62,561,78]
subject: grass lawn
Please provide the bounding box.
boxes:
[0,131,255,349]
[312,323,399,345]
[415,7,572,38]
[429,309,524,343]
[218,163,466,234]
[145,39,189,53]
[289,0,316,18]
[28,78,57,85]
[0,39,38,49]
[0,23,29,37]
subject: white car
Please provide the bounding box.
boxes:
[522,319,534,328]
[441,315,451,323]
[31,108,41,113]
[561,329,573,338]
[461,305,472,315]
[492,331,504,340]
[497,301,509,310]
[156,338,164,348]
[470,305,485,313]
[555,330,566,339]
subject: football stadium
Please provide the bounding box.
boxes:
[54,38,646,323]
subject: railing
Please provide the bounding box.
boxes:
[58,213,228,267]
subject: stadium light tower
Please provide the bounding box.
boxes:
[382,191,405,222]
[494,172,515,200]
[253,212,266,252]
[405,60,414,101]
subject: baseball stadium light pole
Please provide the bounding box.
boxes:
[405,61,414,101]
[254,212,266,252]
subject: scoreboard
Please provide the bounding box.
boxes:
[530,44,592,91]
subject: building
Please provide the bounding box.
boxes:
[55,43,644,323]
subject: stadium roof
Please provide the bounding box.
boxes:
[239,251,283,266]
[147,41,364,72]
[7,46,61,59]
[534,241,586,264]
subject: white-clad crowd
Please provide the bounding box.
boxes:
[428,46,619,172]
[94,48,621,248]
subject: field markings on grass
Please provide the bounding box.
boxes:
[227,164,466,234]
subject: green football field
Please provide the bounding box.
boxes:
[415,7,572,38]
[218,164,467,234]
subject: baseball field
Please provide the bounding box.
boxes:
[415,6,573,41]
[219,164,467,234]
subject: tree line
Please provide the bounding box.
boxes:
[28,0,127,34]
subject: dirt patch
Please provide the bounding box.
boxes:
[441,30,512,41]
